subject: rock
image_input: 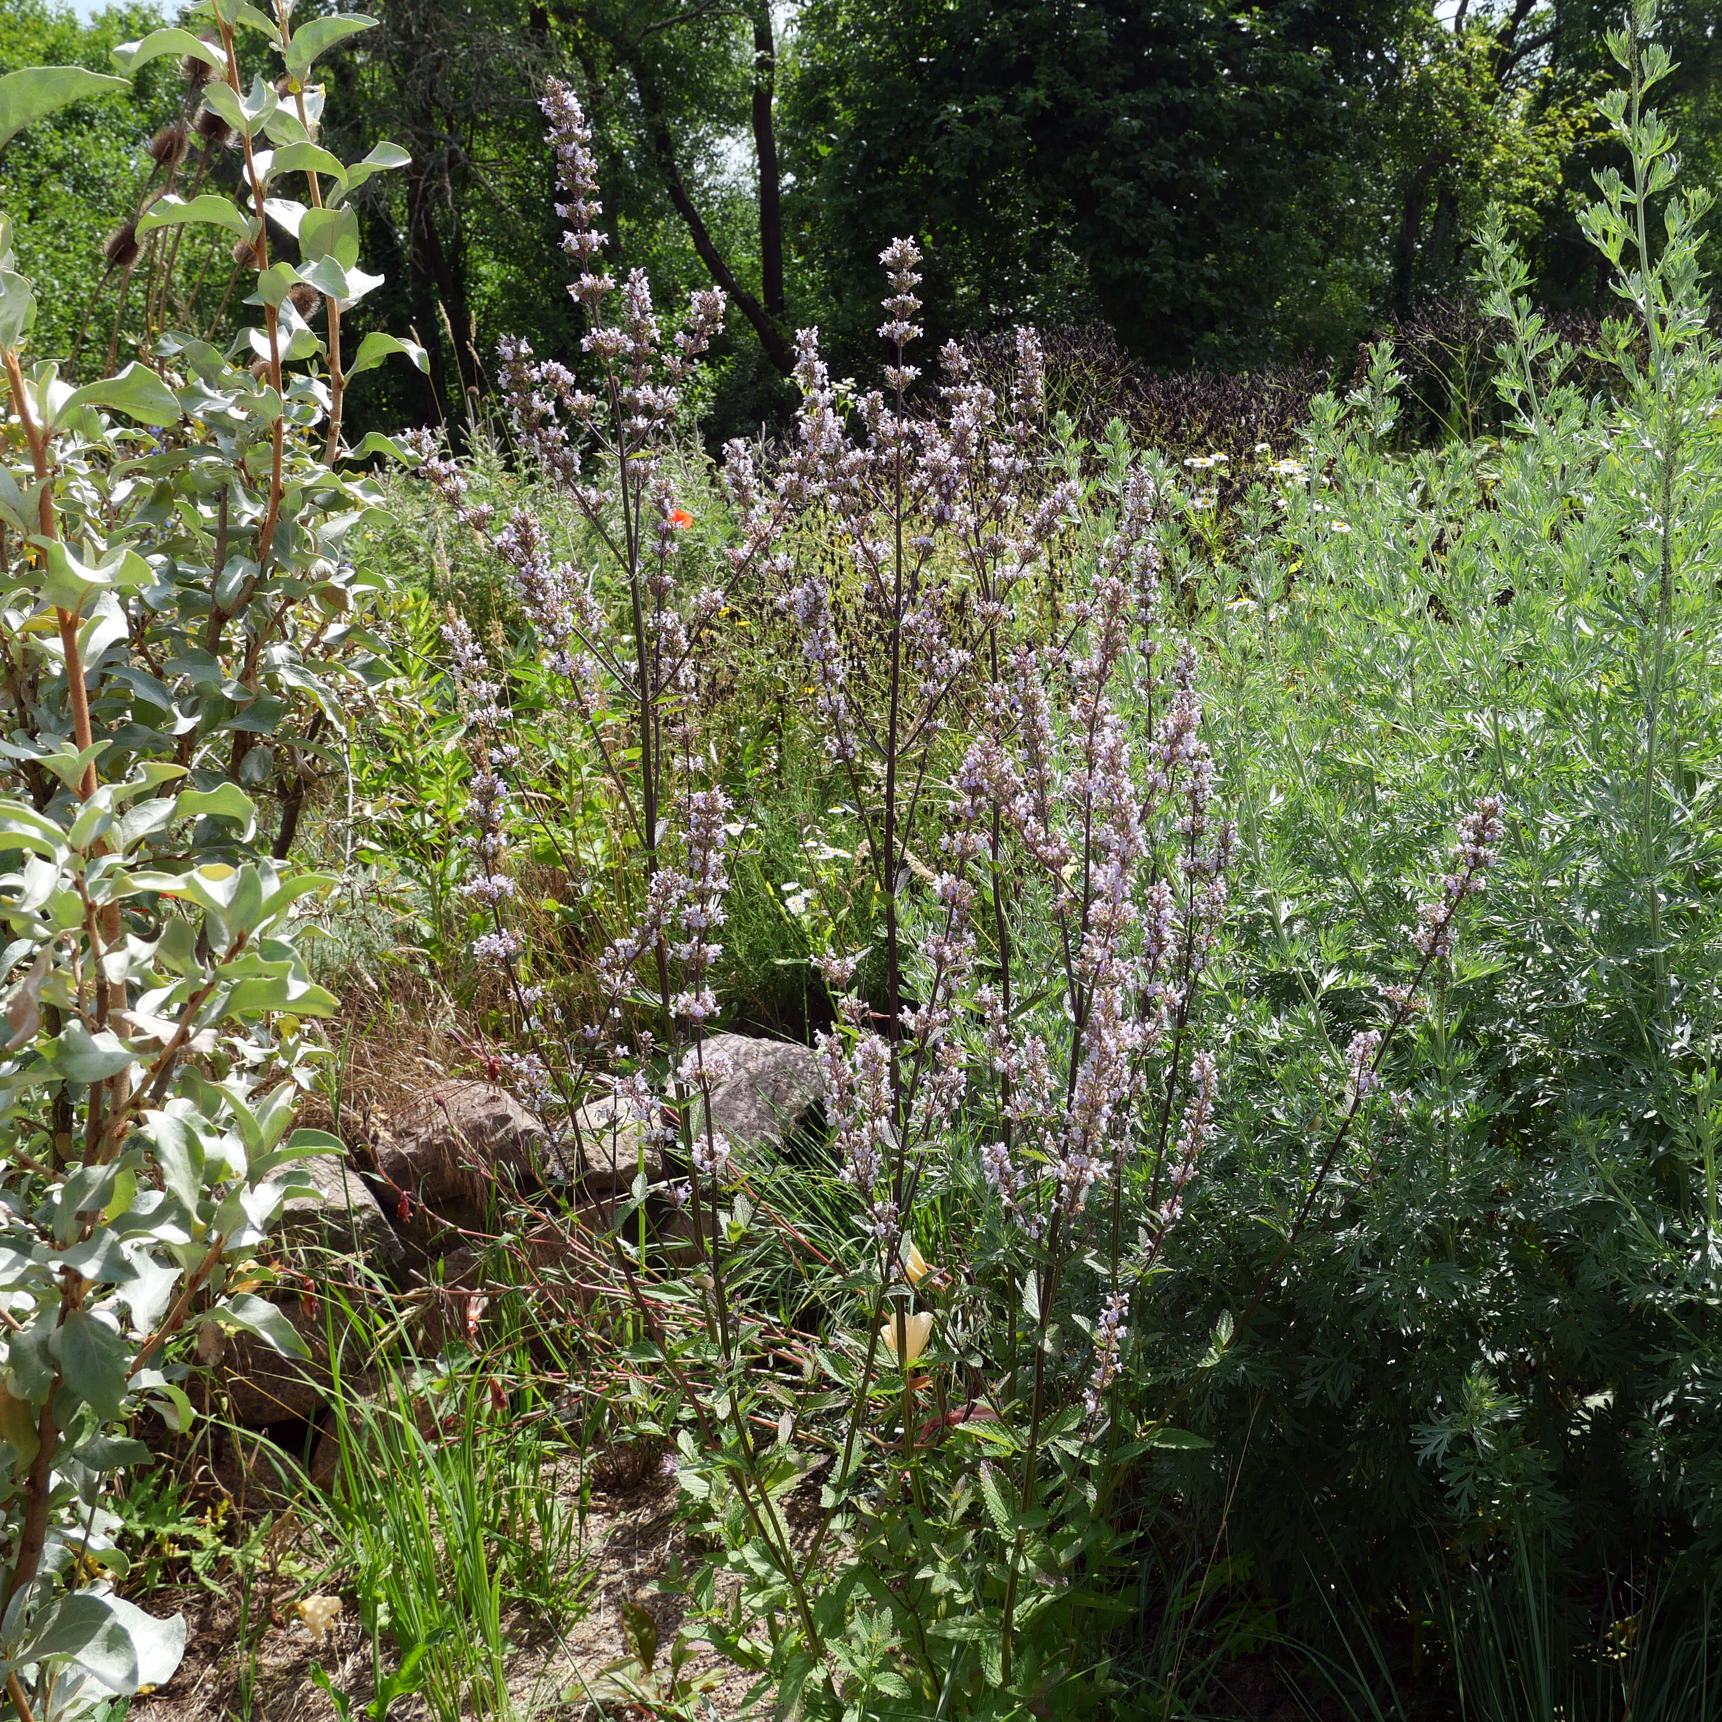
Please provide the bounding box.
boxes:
[280,1150,405,1277]
[371,1079,570,1214]
[570,1091,664,1200]
[210,1306,326,1427]
[216,1151,400,1426]
[697,1033,823,1156]
[569,1035,823,1200]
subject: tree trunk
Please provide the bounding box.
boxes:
[1428,181,1459,289]
[752,2,785,321]
[1391,153,1442,318]
[407,155,481,420]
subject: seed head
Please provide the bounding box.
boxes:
[146,123,190,168]
[102,222,141,269]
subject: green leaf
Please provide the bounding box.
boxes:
[211,1293,310,1359]
[621,1600,658,1673]
[284,1127,344,1155]
[144,1381,196,1434]
[334,139,410,200]
[255,261,298,307]
[251,1127,341,1180]
[38,542,152,610]
[295,255,351,301]
[264,140,346,184]
[977,1462,1015,1535]
[30,741,105,793]
[0,267,37,346]
[136,193,251,239]
[59,361,182,428]
[343,429,419,463]
[284,14,378,77]
[1144,1425,1212,1451]
[201,75,275,139]
[18,1589,186,1696]
[56,1309,132,1419]
[299,204,359,269]
[146,1112,205,1215]
[174,783,257,835]
[347,331,427,378]
[0,67,129,151]
[112,28,224,75]
[230,2,283,41]
[0,799,64,857]
[0,1385,40,1471]
[261,196,306,239]
[49,1022,136,1083]
[129,860,239,916]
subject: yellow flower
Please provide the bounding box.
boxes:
[902,1235,932,1285]
[292,1595,344,1644]
[879,1309,933,1366]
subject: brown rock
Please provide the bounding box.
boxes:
[372,1079,570,1214]
[216,1152,401,1425]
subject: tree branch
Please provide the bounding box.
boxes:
[633,56,793,373]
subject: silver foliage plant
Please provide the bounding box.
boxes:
[414,77,1505,1709]
[0,5,420,1711]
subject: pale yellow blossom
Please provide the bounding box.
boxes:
[292,1595,343,1644]
[879,1309,933,1365]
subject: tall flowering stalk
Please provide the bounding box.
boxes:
[770,246,1243,1680]
[415,79,825,1665]
[766,265,1508,1693]
[782,251,1097,1531]
[956,489,1234,1670]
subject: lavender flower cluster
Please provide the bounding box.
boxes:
[1412,794,1505,961]
[1084,1290,1130,1420]
[762,240,1242,1423]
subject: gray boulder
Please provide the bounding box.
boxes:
[570,1090,662,1200]
[696,1032,823,1156]
[281,1150,405,1273]
[570,1034,823,1199]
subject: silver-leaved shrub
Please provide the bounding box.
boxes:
[0,5,420,1712]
